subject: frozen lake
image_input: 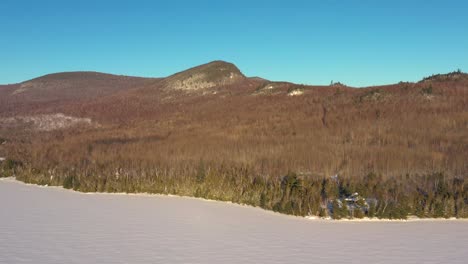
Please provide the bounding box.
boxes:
[1,178,467,264]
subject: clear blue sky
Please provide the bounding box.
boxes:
[1,0,467,87]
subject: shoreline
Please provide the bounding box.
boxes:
[2,177,467,223]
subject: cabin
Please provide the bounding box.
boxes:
[327,192,378,216]
[344,192,361,202]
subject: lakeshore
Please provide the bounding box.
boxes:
[2,177,466,223]
[1,177,468,264]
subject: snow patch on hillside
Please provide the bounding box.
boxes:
[168,72,244,91]
[288,90,304,96]
[0,113,95,131]
[170,73,217,91]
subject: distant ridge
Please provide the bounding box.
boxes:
[0,61,466,88]
[420,70,468,83]
[2,71,155,103]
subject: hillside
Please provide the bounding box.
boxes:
[0,72,157,116]
[1,61,467,219]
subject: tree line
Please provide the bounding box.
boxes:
[2,159,466,219]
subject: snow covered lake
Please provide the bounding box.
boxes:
[1,178,467,264]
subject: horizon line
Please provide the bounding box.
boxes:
[0,60,465,88]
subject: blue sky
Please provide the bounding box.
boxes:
[1,0,467,86]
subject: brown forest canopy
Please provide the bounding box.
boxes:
[0,62,467,218]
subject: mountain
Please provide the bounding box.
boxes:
[163,60,246,91]
[1,62,467,219]
[0,72,156,116]
[3,71,155,101]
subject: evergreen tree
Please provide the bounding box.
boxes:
[332,200,342,220]
[354,207,365,219]
[318,207,327,218]
[341,202,349,219]
[368,201,376,218]
[196,161,206,184]
[259,192,267,208]
[433,199,445,218]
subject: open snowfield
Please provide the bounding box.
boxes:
[1,178,467,264]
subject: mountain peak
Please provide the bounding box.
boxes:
[164,60,246,91]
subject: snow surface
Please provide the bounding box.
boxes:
[288,89,304,96]
[0,113,94,131]
[1,178,467,264]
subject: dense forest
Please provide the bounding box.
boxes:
[1,158,466,219]
[0,63,467,219]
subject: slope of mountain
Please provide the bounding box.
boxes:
[0,72,157,116]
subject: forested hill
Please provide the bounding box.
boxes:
[0,62,467,219]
